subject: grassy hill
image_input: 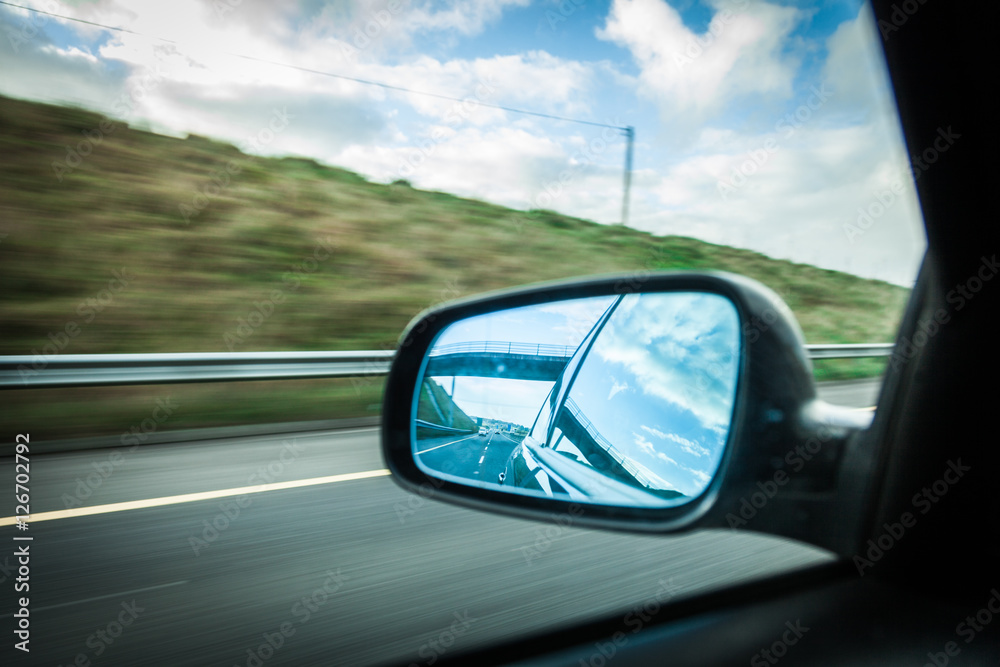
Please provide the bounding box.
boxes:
[416,379,478,434]
[0,94,908,439]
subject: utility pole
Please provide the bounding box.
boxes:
[621,126,634,226]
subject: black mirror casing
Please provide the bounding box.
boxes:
[382,272,872,556]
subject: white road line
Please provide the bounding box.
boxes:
[0,469,390,526]
[414,433,479,455]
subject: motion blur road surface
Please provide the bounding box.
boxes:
[1,380,875,665]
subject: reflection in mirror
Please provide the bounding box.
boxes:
[413,292,740,507]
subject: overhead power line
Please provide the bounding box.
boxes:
[0,0,625,131]
[1,0,634,223]
[1,0,149,38]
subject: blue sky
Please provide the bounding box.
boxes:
[0,0,926,284]
[568,291,738,494]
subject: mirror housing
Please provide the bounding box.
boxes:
[382,272,872,555]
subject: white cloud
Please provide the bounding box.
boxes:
[634,432,656,456]
[640,425,667,439]
[641,425,710,457]
[0,0,601,196]
[633,431,711,494]
[396,0,532,37]
[821,2,898,125]
[656,451,677,466]
[41,44,100,64]
[688,468,710,486]
[537,297,618,345]
[598,292,740,434]
[597,0,802,123]
[607,378,630,400]
[604,2,925,285]
[666,432,710,458]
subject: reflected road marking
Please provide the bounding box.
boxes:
[414,433,479,455]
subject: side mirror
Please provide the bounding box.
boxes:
[414,290,740,507]
[382,272,872,554]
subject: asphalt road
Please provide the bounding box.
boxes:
[1,380,875,665]
[416,430,522,484]
[814,377,882,407]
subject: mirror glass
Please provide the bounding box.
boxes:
[413,292,740,507]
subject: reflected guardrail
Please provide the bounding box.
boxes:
[414,419,474,435]
[0,343,892,389]
[562,397,660,491]
[429,341,577,358]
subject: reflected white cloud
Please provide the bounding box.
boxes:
[607,378,630,400]
[595,292,739,433]
[642,425,710,457]
[537,297,619,344]
[561,292,738,496]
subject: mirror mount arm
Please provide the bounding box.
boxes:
[789,399,873,497]
[709,399,871,555]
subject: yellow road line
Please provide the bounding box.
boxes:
[0,468,390,526]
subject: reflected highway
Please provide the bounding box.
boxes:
[416,430,523,483]
[1,380,874,665]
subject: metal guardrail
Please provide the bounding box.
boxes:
[805,343,895,359]
[0,351,395,389]
[414,419,473,435]
[0,344,892,389]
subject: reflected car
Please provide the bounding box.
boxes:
[497,291,739,506]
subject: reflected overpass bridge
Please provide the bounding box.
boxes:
[424,341,575,381]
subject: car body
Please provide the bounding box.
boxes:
[496,292,699,505]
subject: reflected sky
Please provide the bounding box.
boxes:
[426,375,552,429]
[427,295,616,427]
[420,291,740,498]
[433,296,618,350]
[567,293,740,496]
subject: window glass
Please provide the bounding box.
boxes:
[0,0,920,664]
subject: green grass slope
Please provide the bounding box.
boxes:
[1,94,910,442]
[416,379,477,432]
[0,94,909,362]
